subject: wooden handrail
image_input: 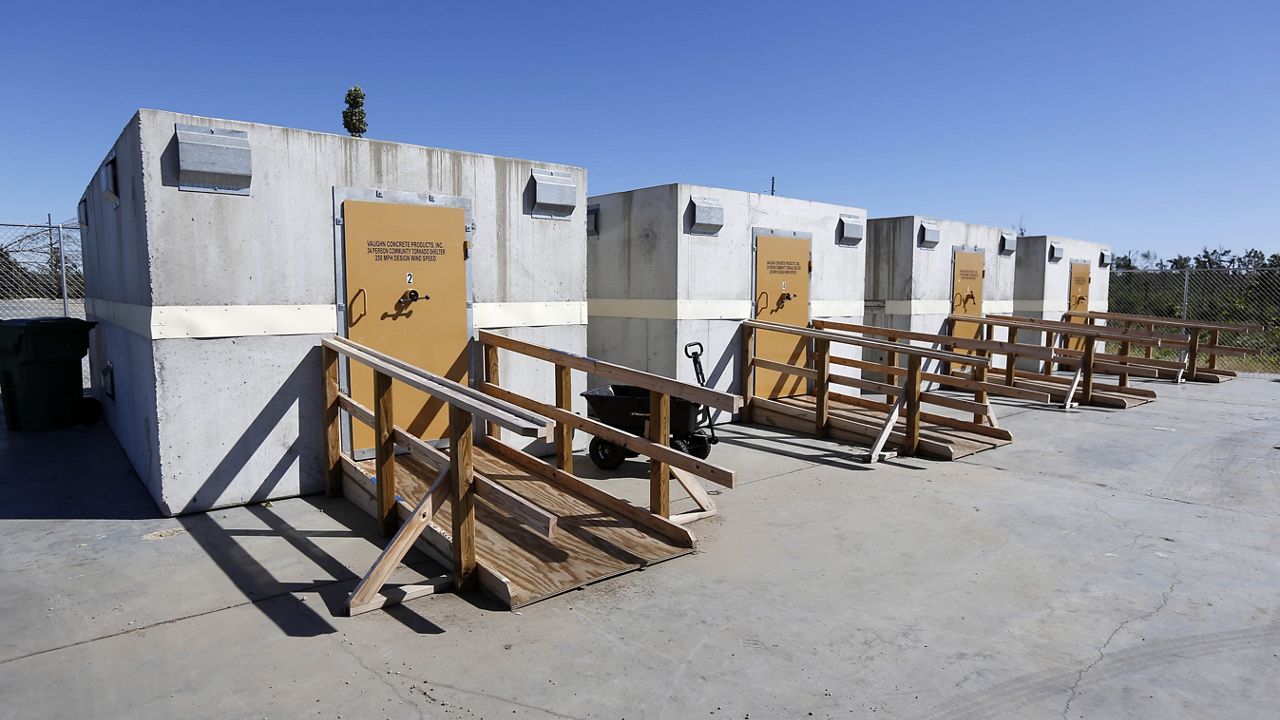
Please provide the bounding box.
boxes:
[967,315,1171,345]
[322,336,554,440]
[1063,310,1264,334]
[814,318,1054,361]
[478,330,742,413]
[744,319,989,366]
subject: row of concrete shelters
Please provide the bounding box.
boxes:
[78,108,1111,516]
[865,217,1112,334]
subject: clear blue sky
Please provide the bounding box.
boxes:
[2,0,1276,258]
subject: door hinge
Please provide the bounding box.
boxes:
[334,217,343,226]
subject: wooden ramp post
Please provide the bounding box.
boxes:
[449,405,477,592]
[374,370,397,537]
[649,391,671,518]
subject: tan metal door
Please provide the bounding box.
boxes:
[343,200,470,448]
[1066,261,1092,351]
[753,233,811,399]
[950,249,985,352]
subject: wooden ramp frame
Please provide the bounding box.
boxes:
[959,314,1173,409]
[1062,310,1264,384]
[742,320,1012,461]
[323,335,743,614]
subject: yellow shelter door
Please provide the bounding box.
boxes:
[753,232,812,399]
[340,197,470,451]
[1066,261,1092,351]
[950,249,985,352]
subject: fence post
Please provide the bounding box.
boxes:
[57,225,68,317]
[1181,268,1190,320]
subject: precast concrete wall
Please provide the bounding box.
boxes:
[80,109,587,515]
[866,216,1018,333]
[588,184,866,417]
[866,216,1019,369]
[1013,235,1112,370]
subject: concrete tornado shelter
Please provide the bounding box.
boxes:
[865,216,1019,337]
[586,184,867,414]
[1013,235,1112,322]
[79,109,587,516]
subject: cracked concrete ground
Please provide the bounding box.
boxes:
[1,376,1278,719]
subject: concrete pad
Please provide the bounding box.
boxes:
[1,377,1278,718]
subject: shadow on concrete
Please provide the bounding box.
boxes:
[170,351,455,636]
[177,497,448,637]
[179,351,325,514]
[0,397,159,520]
[0,377,451,637]
[716,425,874,473]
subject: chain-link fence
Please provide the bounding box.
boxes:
[1109,268,1280,373]
[0,220,85,320]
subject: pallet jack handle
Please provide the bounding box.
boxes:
[683,342,718,444]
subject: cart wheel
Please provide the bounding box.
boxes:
[589,438,626,470]
[680,432,713,460]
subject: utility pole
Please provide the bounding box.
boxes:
[770,176,775,196]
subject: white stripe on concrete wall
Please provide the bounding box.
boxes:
[810,300,864,318]
[588,298,752,321]
[884,299,953,315]
[471,301,588,329]
[87,298,339,339]
[984,300,1015,314]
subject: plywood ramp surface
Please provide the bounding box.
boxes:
[751,394,1010,461]
[353,448,692,608]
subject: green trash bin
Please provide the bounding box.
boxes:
[0,317,99,431]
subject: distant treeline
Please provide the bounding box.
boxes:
[1116,246,1280,271]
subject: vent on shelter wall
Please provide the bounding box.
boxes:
[999,232,1017,255]
[102,152,119,207]
[586,205,599,236]
[917,221,941,248]
[689,196,723,235]
[1099,250,1113,267]
[1048,243,1065,262]
[530,168,577,220]
[837,215,864,247]
[175,123,252,195]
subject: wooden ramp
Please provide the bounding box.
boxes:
[343,440,694,608]
[750,393,1011,461]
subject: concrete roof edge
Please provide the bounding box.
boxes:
[133,108,588,174]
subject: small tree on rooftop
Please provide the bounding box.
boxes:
[343,86,367,138]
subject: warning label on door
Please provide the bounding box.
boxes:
[957,269,980,281]
[766,260,802,276]
[366,240,446,263]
